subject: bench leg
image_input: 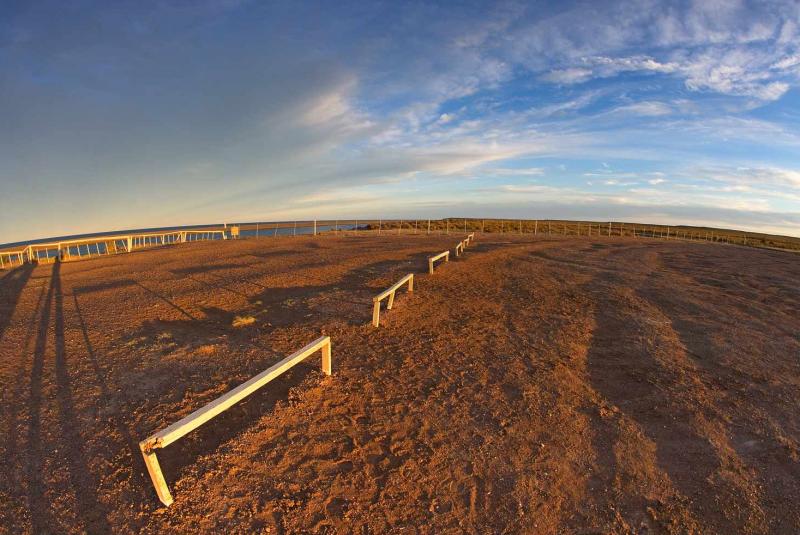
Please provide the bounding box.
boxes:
[372,301,380,327]
[387,291,395,310]
[321,341,332,375]
[140,445,174,506]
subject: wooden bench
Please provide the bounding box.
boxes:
[139,335,332,506]
[428,251,449,274]
[455,239,467,256]
[372,273,414,327]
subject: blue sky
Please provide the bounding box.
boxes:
[2,0,800,243]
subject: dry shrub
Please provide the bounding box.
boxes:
[232,315,256,327]
[196,344,218,355]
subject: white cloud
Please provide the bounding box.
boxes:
[540,55,677,85]
[500,184,557,193]
[772,54,800,70]
[486,167,545,176]
[702,166,800,189]
[540,67,594,84]
[613,101,673,116]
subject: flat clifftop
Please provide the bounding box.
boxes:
[1,234,798,533]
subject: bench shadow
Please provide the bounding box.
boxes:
[153,361,318,497]
[135,256,430,352]
[171,263,252,276]
[75,279,137,294]
[133,254,432,505]
[247,250,304,261]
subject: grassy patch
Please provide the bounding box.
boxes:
[196,344,218,355]
[232,315,256,328]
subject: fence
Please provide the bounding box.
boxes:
[2,218,798,271]
[0,228,229,268]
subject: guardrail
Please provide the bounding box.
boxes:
[139,335,332,506]
[0,250,26,270]
[372,273,414,327]
[428,251,449,274]
[5,218,797,270]
[0,229,229,268]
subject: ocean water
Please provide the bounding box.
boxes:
[238,224,359,238]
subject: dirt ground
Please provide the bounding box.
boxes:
[1,233,798,534]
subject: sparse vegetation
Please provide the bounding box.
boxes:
[196,344,218,355]
[231,315,256,327]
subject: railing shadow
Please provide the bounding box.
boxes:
[52,262,113,533]
[0,263,35,344]
[72,290,151,497]
[26,264,56,533]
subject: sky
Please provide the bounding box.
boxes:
[2,0,800,243]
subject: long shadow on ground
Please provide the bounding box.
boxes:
[583,265,745,532]
[0,264,35,343]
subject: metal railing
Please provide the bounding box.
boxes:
[2,218,798,271]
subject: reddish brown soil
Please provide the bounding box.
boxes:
[1,234,799,534]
